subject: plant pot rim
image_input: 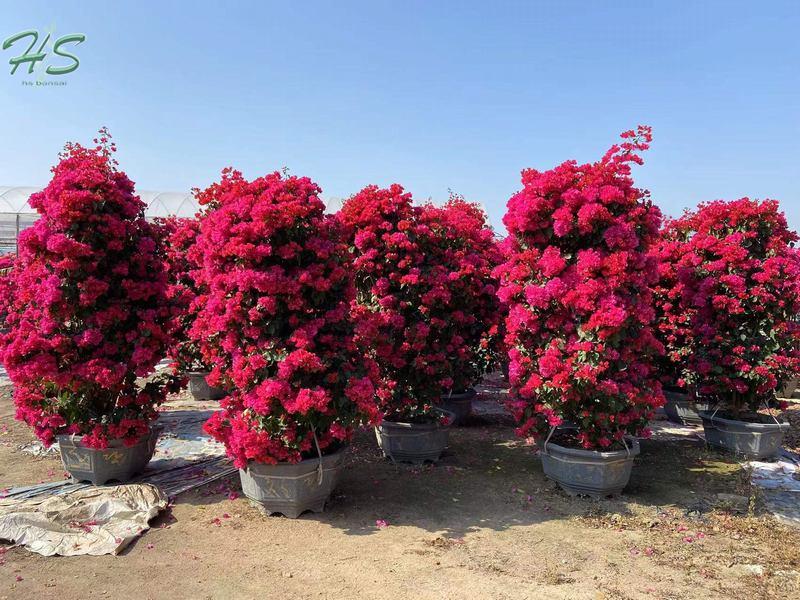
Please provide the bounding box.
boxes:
[698,411,790,431]
[441,387,477,399]
[379,408,455,430]
[245,444,347,468]
[56,425,159,450]
[186,370,211,377]
[542,437,641,459]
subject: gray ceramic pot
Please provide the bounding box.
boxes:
[663,390,712,425]
[699,411,790,459]
[57,428,159,485]
[187,371,227,401]
[436,388,476,425]
[540,437,640,498]
[239,447,346,518]
[375,410,454,464]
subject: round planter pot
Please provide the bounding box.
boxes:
[436,388,476,425]
[187,371,227,401]
[663,390,712,425]
[239,447,346,518]
[699,411,790,459]
[57,428,159,485]
[375,410,454,464]
[540,438,640,498]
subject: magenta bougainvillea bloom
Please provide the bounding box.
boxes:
[418,197,504,392]
[155,215,206,373]
[670,198,800,413]
[650,224,697,390]
[0,131,180,448]
[339,185,502,421]
[495,126,664,450]
[192,169,381,467]
[0,253,14,329]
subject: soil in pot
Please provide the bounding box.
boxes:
[375,410,454,464]
[187,371,227,401]
[436,388,476,426]
[538,431,640,498]
[239,446,346,518]
[699,410,790,459]
[57,428,159,485]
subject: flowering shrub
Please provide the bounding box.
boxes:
[193,169,381,467]
[672,198,800,415]
[339,185,501,421]
[155,216,206,373]
[650,225,697,390]
[338,184,440,421]
[418,196,504,392]
[495,126,664,450]
[0,131,179,448]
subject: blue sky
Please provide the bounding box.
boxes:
[0,1,798,233]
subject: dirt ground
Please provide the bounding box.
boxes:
[1,384,798,600]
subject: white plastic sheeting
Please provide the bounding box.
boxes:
[0,484,168,556]
[747,451,800,528]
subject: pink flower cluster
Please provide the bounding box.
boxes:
[155,216,205,373]
[650,228,697,390]
[668,198,800,411]
[495,127,665,449]
[338,185,501,420]
[0,131,180,448]
[191,169,381,467]
[0,253,14,329]
[418,196,504,392]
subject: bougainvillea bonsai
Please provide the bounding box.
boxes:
[651,225,696,391]
[193,169,381,468]
[495,126,665,451]
[0,130,179,449]
[419,196,504,394]
[340,184,497,425]
[338,184,440,422]
[673,198,800,418]
[156,215,206,373]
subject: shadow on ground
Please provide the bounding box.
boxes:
[174,416,749,541]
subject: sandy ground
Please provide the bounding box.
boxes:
[0,385,798,600]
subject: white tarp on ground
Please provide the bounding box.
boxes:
[0,484,167,556]
[0,397,236,556]
[747,451,800,528]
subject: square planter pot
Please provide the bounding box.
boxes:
[186,371,227,401]
[239,447,346,518]
[663,390,712,425]
[375,410,454,464]
[436,388,476,425]
[699,411,790,459]
[57,428,159,485]
[540,438,640,498]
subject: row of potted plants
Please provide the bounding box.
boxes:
[0,127,798,513]
[0,135,503,516]
[496,126,800,496]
